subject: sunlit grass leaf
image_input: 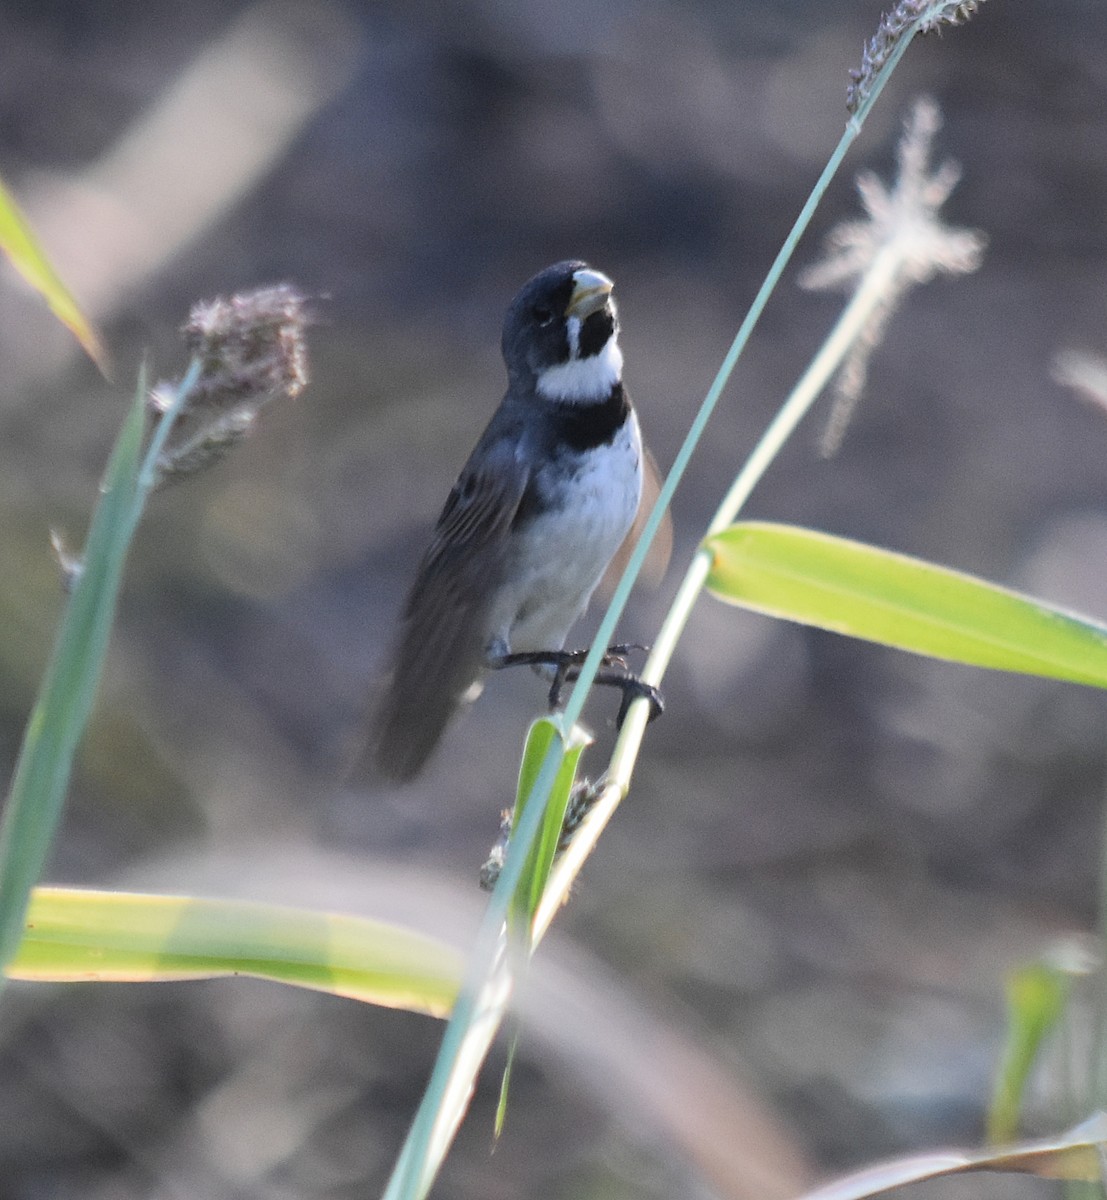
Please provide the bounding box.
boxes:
[0,383,148,971]
[988,960,1074,1144]
[494,717,589,1138]
[9,887,462,1017]
[796,1112,1107,1200]
[0,173,106,372]
[511,716,589,929]
[705,522,1107,688]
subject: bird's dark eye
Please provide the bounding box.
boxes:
[531,304,554,327]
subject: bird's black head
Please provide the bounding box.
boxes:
[501,260,622,403]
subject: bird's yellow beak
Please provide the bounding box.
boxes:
[566,268,614,320]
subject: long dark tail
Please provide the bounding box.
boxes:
[370,604,487,781]
[372,665,477,781]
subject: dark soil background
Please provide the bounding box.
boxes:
[0,2,1105,1198]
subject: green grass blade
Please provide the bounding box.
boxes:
[0,173,106,372]
[0,384,147,970]
[383,734,567,1200]
[493,718,588,1140]
[705,522,1107,687]
[511,717,588,928]
[987,962,1072,1145]
[493,1029,519,1140]
[8,887,461,1017]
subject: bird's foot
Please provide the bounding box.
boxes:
[489,645,662,724]
[608,672,664,727]
[565,658,663,726]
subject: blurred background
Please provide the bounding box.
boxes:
[1,1,1106,1197]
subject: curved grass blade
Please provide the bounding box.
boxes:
[0,383,147,970]
[8,887,462,1017]
[0,173,106,372]
[795,1112,1107,1200]
[706,522,1107,688]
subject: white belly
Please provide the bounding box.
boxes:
[490,414,642,654]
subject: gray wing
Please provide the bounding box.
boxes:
[373,438,531,780]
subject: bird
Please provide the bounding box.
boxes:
[372,260,670,782]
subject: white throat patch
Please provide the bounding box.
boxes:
[536,337,623,403]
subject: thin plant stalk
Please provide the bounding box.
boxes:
[552,112,863,739]
[534,240,906,938]
[382,12,958,1198]
[0,360,201,971]
[382,738,564,1200]
[550,0,927,733]
[384,132,860,1200]
[0,284,307,972]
